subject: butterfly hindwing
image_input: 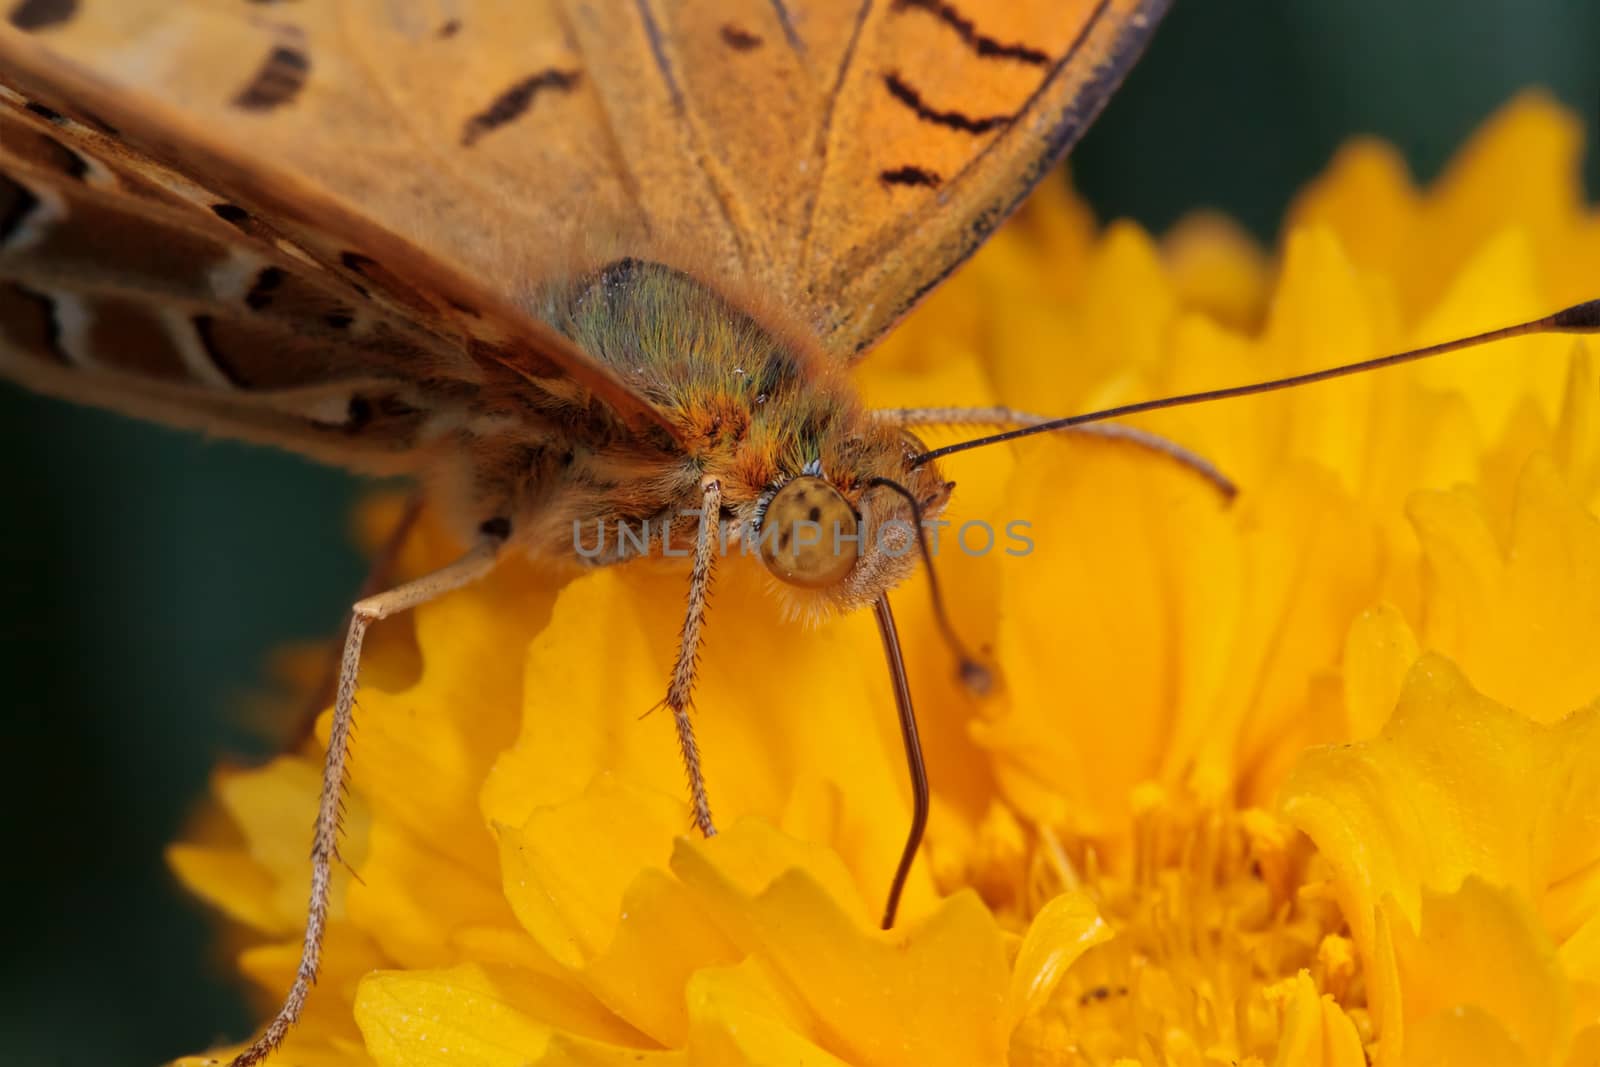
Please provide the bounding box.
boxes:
[10,1,1169,360]
[0,21,681,464]
[0,81,452,468]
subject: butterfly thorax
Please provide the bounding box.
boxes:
[452,257,950,609]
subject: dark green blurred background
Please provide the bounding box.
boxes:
[3,2,1598,1064]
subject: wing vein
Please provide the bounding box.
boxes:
[766,0,807,56]
[821,0,1122,313]
[796,0,875,280]
[628,0,749,269]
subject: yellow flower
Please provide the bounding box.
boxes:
[172,94,1600,1066]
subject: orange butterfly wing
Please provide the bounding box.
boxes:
[11,1,1168,360]
[0,21,683,445]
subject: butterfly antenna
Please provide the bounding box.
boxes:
[865,477,992,693]
[913,299,1600,466]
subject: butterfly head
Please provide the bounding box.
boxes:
[753,428,951,613]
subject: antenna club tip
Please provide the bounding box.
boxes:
[960,659,994,696]
[1551,299,1600,332]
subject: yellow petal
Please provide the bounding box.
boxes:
[198,756,365,934]
[1286,137,1420,289]
[989,221,1177,414]
[535,1034,685,1067]
[487,560,940,921]
[1286,656,1600,947]
[1409,455,1600,721]
[1339,603,1420,740]
[166,842,282,934]
[1385,878,1572,1066]
[1284,656,1600,1061]
[1417,92,1584,314]
[1268,971,1367,1067]
[348,818,518,968]
[1005,890,1111,1032]
[335,582,550,877]
[580,866,738,1046]
[357,961,655,1066]
[672,829,1010,1067]
[684,961,853,1067]
[1409,229,1569,441]
[1160,210,1271,331]
[495,777,683,970]
[980,438,1240,836]
[356,962,638,1067]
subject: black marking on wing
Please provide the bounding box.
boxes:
[892,0,1050,65]
[880,165,941,188]
[324,310,355,329]
[336,250,435,314]
[0,174,41,246]
[308,393,422,434]
[438,18,462,38]
[460,69,581,147]
[232,45,310,111]
[23,101,63,124]
[191,314,248,387]
[720,24,763,51]
[6,122,88,180]
[211,203,251,227]
[10,83,117,135]
[883,72,1011,134]
[244,266,285,310]
[7,0,76,31]
[843,0,1171,359]
[342,394,372,431]
[54,139,88,180]
[56,144,88,181]
[0,282,66,363]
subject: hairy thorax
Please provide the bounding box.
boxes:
[424,257,951,611]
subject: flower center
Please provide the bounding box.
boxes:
[966,787,1369,1064]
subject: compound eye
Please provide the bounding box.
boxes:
[758,476,859,589]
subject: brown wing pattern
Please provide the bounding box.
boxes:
[11,1,1167,361]
[795,0,1171,354]
[0,22,680,465]
[1,80,448,468]
[609,0,1171,356]
[4,1,758,316]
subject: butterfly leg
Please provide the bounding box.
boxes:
[288,493,426,748]
[661,475,723,838]
[873,405,1235,498]
[231,526,508,1067]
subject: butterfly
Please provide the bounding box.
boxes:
[6,3,1598,1065]
[0,1,1183,1059]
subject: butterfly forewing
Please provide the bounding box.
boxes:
[0,23,679,459]
[15,0,1168,361]
[799,0,1170,354]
